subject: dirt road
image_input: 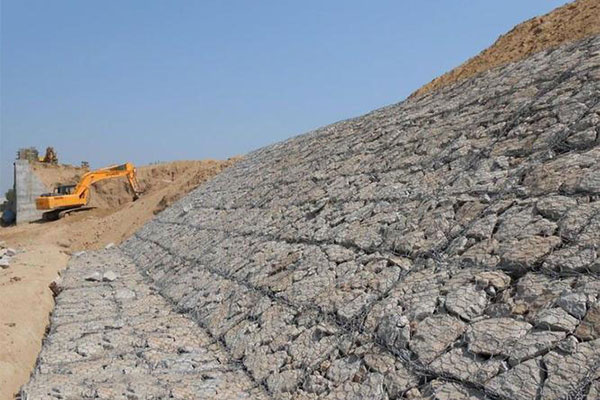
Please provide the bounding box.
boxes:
[0,243,68,400]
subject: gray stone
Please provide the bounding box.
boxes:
[534,308,579,332]
[324,372,386,400]
[428,380,486,400]
[404,388,422,399]
[493,156,510,169]
[513,273,569,313]
[336,292,377,322]
[558,203,600,241]
[376,314,411,351]
[303,374,329,395]
[407,295,438,321]
[382,364,419,398]
[0,257,9,269]
[430,347,502,383]
[387,256,412,271]
[325,245,355,263]
[556,335,578,354]
[409,314,466,364]
[102,271,118,282]
[5,248,17,257]
[326,357,361,383]
[466,214,497,240]
[75,342,103,357]
[467,318,532,356]
[474,271,511,291]
[588,380,600,400]
[363,352,394,374]
[542,339,600,400]
[84,271,102,282]
[556,291,588,319]
[487,358,543,400]
[485,303,512,318]
[566,128,597,149]
[577,170,600,193]
[575,303,600,340]
[543,246,597,272]
[507,330,565,366]
[23,250,271,399]
[115,288,136,300]
[499,236,561,273]
[535,196,577,220]
[445,285,488,321]
[266,369,300,393]
[447,236,468,256]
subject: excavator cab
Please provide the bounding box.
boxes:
[39,185,76,197]
[55,185,76,195]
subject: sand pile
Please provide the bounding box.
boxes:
[31,160,236,215]
[3,159,238,251]
[30,163,86,190]
[87,159,239,213]
[412,0,600,97]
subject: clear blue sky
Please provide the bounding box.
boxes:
[1,0,568,193]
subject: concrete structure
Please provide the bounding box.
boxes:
[14,159,48,224]
[23,35,600,399]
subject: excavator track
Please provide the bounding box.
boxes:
[42,206,96,221]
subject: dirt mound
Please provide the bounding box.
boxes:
[5,158,238,251]
[412,0,600,98]
[87,160,235,212]
[30,163,86,190]
[30,159,238,217]
[72,159,240,249]
[30,160,235,215]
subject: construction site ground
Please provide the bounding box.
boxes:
[0,159,237,399]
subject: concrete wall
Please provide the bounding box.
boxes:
[14,160,49,224]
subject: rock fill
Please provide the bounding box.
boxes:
[23,35,600,399]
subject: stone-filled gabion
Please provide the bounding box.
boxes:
[24,35,600,399]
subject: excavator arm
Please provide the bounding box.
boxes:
[71,163,143,204]
[35,162,143,219]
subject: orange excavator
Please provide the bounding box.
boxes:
[36,162,143,220]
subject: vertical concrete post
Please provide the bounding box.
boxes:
[14,160,49,224]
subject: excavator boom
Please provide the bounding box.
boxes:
[35,162,143,220]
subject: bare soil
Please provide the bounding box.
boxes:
[0,245,68,400]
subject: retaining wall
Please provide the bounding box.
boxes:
[23,35,600,399]
[14,160,48,224]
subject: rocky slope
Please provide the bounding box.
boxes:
[22,35,600,400]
